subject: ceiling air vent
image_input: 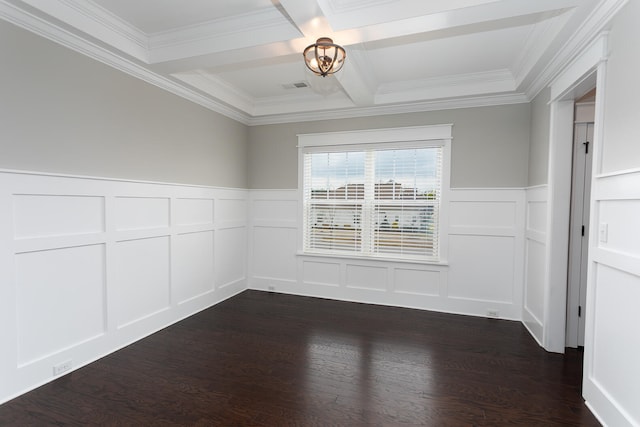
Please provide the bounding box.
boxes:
[282,82,309,89]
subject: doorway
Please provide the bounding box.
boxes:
[566,93,595,348]
[542,39,605,353]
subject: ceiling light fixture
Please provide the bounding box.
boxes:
[303,37,346,77]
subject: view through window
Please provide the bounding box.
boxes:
[303,146,443,260]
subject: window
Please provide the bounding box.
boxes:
[299,125,450,262]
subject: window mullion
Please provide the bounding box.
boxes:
[361,150,375,255]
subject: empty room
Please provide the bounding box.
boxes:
[0,0,638,425]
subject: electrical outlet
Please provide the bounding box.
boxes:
[53,360,72,376]
[487,309,500,318]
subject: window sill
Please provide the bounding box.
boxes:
[296,251,449,267]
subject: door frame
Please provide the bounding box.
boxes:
[543,34,608,353]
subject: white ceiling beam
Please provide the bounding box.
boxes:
[328,0,579,47]
[317,0,502,31]
[145,0,580,76]
[275,0,333,39]
[334,47,376,106]
[147,9,300,64]
[150,0,333,73]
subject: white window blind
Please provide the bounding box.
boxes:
[303,145,443,261]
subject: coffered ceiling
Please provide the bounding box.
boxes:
[0,0,612,124]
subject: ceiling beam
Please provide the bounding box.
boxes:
[334,47,376,106]
[153,0,578,74]
[327,0,579,47]
[275,0,333,39]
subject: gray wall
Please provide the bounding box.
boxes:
[602,0,640,173]
[0,20,248,188]
[528,87,551,186]
[248,104,531,189]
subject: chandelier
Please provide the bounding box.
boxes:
[303,37,346,77]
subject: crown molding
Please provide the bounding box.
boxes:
[5,0,610,129]
[524,0,629,100]
[378,69,515,93]
[512,10,572,88]
[376,70,516,105]
[0,0,250,124]
[252,91,356,117]
[60,0,147,49]
[173,71,255,115]
[16,0,148,61]
[247,93,529,126]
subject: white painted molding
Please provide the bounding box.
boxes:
[0,0,251,124]
[0,168,250,191]
[3,0,622,126]
[523,184,548,345]
[247,93,530,126]
[526,184,550,191]
[297,124,452,147]
[583,167,640,427]
[522,307,544,344]
[550,33,608,102]
[376,70,516,105]
[526,0,628,100]
[248,186,526,320]
[172,71,256,116]
[147,8,299,64]
[542,100,574,353]
[0,169,249,404]
[17,0,148,60]
[512,12,571,88]
[0,0,532,126]
[334,48,377,106]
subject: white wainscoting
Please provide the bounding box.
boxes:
[0,170,248,404]
[583,170,640,427]
[522,185,548,345]
[248,188,525,320]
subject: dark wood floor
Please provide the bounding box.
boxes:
[0,290,599,426]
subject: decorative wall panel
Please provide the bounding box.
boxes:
[249,188,525,320]
[13,195,104,238]
[115,197,170,231]
[252,226,297,281]
[0,170,247,405]
[393,268,440,296]
[173,231,215,303]
[15,244,106,365]
[448,235,515,303]
[215,227,246,288]
[346,264,388,291]
[175,198,214,226]
[522,185,547,345]
[302,260,340,287]
[584,170,640,427]
[115,237,170,327]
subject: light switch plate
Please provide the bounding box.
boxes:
[599,223,608,243]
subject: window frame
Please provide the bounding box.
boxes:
[297,125,451,264]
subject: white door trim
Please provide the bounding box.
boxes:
[544,33,608,353]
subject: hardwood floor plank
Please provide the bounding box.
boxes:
[0,290,600,426]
